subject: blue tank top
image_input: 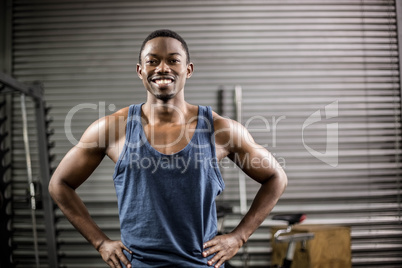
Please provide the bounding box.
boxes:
[113,103,225,267]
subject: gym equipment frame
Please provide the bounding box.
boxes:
[0,72,58,268]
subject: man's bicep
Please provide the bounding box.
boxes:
[51,119,107,190]
[229,147,279,183]
[52,146,105,190]
[228,124,281,184]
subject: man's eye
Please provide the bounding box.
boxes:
[170,59,180,63]
[146,60,157,64]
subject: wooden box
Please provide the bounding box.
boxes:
[271,225,351,268]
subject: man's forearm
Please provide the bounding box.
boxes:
[202,172,286,267]
[49,182,109,250]
[231,172,287,243]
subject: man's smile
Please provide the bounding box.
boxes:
[150,76,175,87]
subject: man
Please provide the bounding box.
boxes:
[49,29,287,268]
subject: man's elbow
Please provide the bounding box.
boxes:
[48,174,64,201]
[48,176,57,200]
[274,167,288,193]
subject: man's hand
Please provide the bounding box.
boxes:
[98,239,132,268]
[202,233,243,268]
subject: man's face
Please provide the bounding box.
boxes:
[137,37,193,102]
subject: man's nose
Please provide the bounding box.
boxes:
[156,61,170,73]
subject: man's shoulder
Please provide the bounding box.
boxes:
[92,106,130,131]
[212,110,251,148]
[108,106,130,120]
[211,110,237,131]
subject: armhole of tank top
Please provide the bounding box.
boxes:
[112,104,135,180]
[207,106,225,191]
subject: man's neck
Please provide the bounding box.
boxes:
[142,97,189,125]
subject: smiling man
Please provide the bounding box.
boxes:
[49,29,287,268]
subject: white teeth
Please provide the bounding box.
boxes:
[155,79,172,84]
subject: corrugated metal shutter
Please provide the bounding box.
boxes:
[10,0,401,267]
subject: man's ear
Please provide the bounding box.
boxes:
[187,62,194,78]
[136,63,143,79]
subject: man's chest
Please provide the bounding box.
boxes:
[143,123,196,155]
[108,118,228,162]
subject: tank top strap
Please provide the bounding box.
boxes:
[125,103,144,145]
[195,106,223,189]
[196,105,213,132]
[206,106,223,175]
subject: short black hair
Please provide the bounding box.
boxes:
[138,29,190,64]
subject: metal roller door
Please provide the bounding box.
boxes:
[8,0,401,267]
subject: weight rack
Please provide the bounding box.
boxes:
[0,72,58,268]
